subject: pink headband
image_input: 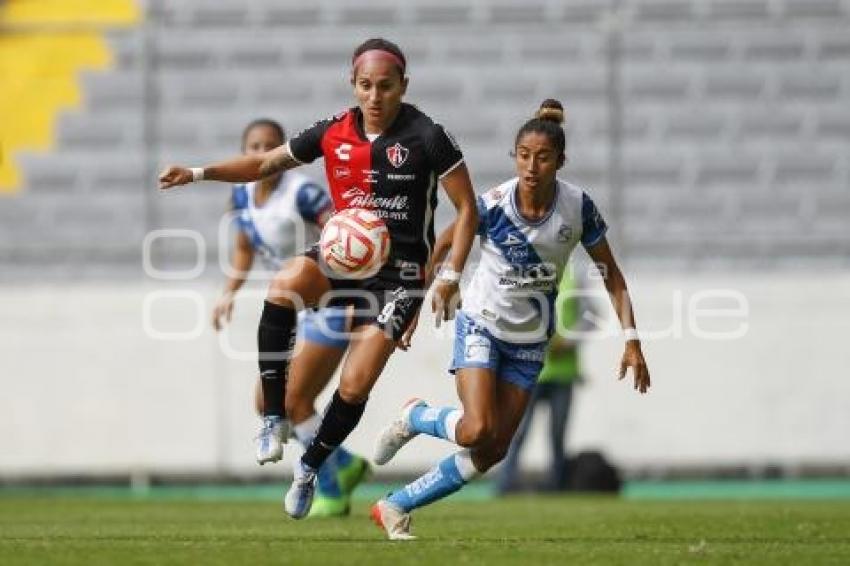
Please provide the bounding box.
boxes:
[352,49,406,74]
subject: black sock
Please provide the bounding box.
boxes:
[257,300,297,418]
[302,390,367,469]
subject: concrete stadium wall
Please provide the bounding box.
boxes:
[2,270,848,479]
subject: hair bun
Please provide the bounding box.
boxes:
[535,99,565,125]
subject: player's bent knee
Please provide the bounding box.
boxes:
[336,381,370,405]
[458,417,495,448]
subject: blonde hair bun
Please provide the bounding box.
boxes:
[535,99,565,126]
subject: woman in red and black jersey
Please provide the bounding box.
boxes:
[159,38,477,518]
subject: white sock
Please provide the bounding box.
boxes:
[292,413,321,449]
[455,449,482,480]
[444,410,463,444]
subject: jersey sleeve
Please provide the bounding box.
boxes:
[296,182,333,225]
[287,118,335,164]
[424,123,464,179]
[580,192,608,248]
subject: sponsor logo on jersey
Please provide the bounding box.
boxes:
[340,187,410,220]
[388,173,416,181]
[504,246,529,261]
[557,224,573,242]
[363,169,379,184]
[334,143,352,161]
[502,233,524,246]
[334,167,351,180]
[498,263,557,291]
[386,142,409,168]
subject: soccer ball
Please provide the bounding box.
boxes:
[320,208,391,279]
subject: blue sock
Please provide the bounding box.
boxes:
[387,450,479,513]
[408,405,461,442]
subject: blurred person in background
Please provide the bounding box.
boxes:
[370,99,650,540]
[495,268,586,494]
[213,118,368,517]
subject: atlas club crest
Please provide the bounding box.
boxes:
[386,142,409,168]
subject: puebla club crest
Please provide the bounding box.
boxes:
[386,142,409,168]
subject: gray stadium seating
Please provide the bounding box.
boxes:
[2,0,848,270]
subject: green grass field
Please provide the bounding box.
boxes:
[2,491,850,565]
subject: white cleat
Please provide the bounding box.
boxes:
[284,460,317,519]
[256,415,289,465]
[373,398,426,465]
[370,499,416,541]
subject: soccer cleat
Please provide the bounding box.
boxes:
[284,460,317,519]
[256,415,289,465]
[370,499,416,541]
[307,494,351,518]
[337,455,371,495]
[373,398,426,465]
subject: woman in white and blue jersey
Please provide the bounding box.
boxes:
[214,119,368,517]
[370,100,651,539]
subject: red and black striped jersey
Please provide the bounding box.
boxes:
[287,103,464,268]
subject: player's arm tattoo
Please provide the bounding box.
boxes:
[259,145,299,177]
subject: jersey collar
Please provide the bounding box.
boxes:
[510,178,560,227]
[353,103,409,142]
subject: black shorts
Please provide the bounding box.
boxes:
[304,245,425,341]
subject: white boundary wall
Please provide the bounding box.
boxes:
[2,271,849,477]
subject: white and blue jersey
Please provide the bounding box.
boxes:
[232,173,348,349]
[451,177,607,390]
[231,172,331,271]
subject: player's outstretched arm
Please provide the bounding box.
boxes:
[158,144,301,190]
[586,237,651,394]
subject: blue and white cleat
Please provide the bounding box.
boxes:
[373,398,426,465]
[284,460,317,519]
[256,415,289,465]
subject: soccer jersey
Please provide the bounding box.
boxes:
[462,178,607,344]
[231,172,331,271]
[286,103,464,268]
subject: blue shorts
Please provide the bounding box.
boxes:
[299,308,350,350]
[449,311,546,392]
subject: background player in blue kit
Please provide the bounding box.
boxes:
[213,118,368,517]
[371,99,651,540]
